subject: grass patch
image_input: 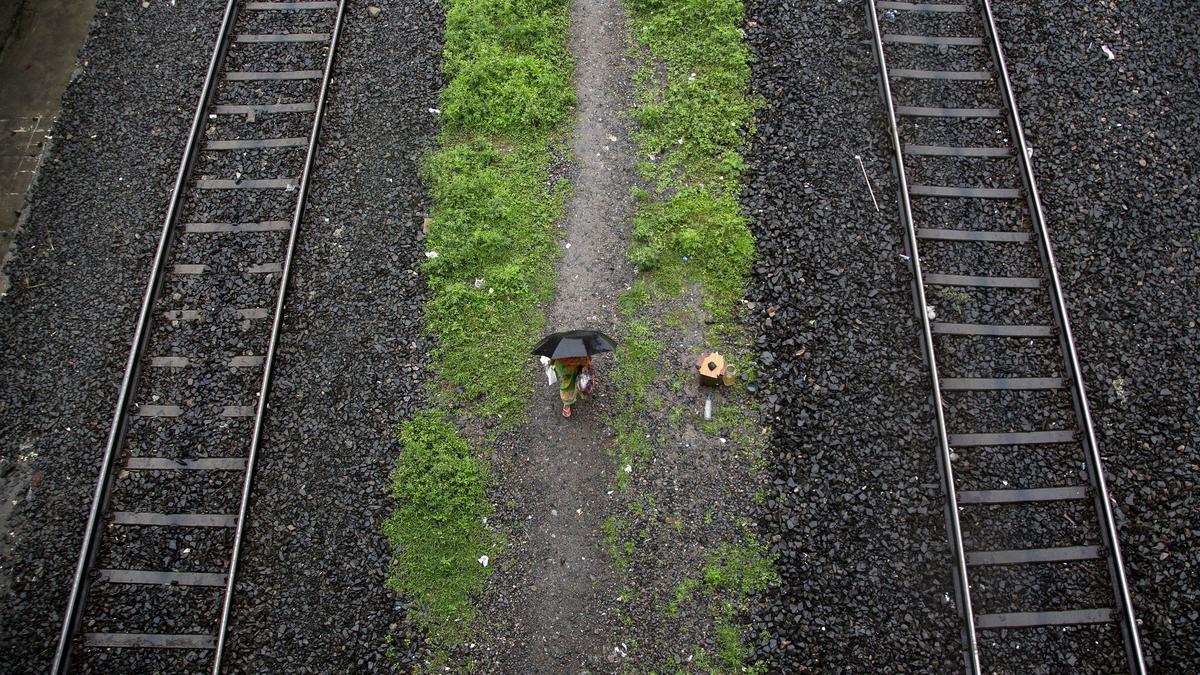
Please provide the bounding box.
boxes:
[422,0,574,424]
[627,0,759,188]
[422,140,563,420]
[384,413,495,642]
[666,538,777,672]
[701,538,778,598]
[602,515,635,572]
[604,0,770,667]
[623,0,759,329]
[386,0,575,657]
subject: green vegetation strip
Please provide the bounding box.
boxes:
[607,0,772,669]
[385,0,574,647]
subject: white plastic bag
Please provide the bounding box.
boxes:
[540,356,557,386]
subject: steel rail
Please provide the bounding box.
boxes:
[50,1,242,671]
[979,1,1145,671]
[864,2,982,672]
[210,0,348,671]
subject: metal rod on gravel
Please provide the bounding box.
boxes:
[979,1,1145,671]
[50,1,242,671]
[864,1,983,672]
[210,0,349,671]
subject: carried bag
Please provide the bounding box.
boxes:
[578,365,595,394]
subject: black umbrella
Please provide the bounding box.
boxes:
[531,329,617,360]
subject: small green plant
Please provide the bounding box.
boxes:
[938,286,972,306]
[602,515,636,571]
[715,604,753,671]
[665,577,701,617]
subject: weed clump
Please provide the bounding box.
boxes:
[384,413,494,641]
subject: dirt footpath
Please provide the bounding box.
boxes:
[471,0,638,670]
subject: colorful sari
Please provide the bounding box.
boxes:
[553,357,591,407]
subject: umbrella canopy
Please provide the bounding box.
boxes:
[531,329,617,360]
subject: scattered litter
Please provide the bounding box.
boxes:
[565,242,571,249]
[1101,45,1115,60]
[854,154,880,212]
[478,555,489,567]
[424,251,438,258]
[368,4,381,17]
[428,108,441,115]
[624,464,632,473]
[925,305,937,321]
[474,278,485,288]
[899,252,911,263]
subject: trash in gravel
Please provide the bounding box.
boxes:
[1101,45,1116,60]
[368,5,381,17]
[424,251,438,258]
[696,351,728,386]
[925,305,937,320]
[899,251,911,263]
[428,108,441,115]
[854,154,880,212]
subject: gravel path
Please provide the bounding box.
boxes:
[471,0,635,669]
[742,0,960,669]
[0,0,442,670]
[744,0,1199,670]
[222,1,441,671]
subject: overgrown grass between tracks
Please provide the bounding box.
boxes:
[605,0,772,669]
[385,0,574,655]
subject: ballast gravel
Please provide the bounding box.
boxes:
[743,0,1199,671]
[995,1,1200,669]
[742,0,960,670]
[0,0,442,671]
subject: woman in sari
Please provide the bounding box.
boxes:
[553,356,592,418]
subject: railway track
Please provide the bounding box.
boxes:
[53,1,346,671]
[865,0,1145,672]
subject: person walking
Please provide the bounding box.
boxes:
[532,329,616,419]
[554,356,591,417]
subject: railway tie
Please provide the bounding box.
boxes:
[52,1,348,672]
[865,0,1145,672]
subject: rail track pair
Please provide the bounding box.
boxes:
[866,0,1144,672]
[51,0,1145,672]
[53,1,346,672]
